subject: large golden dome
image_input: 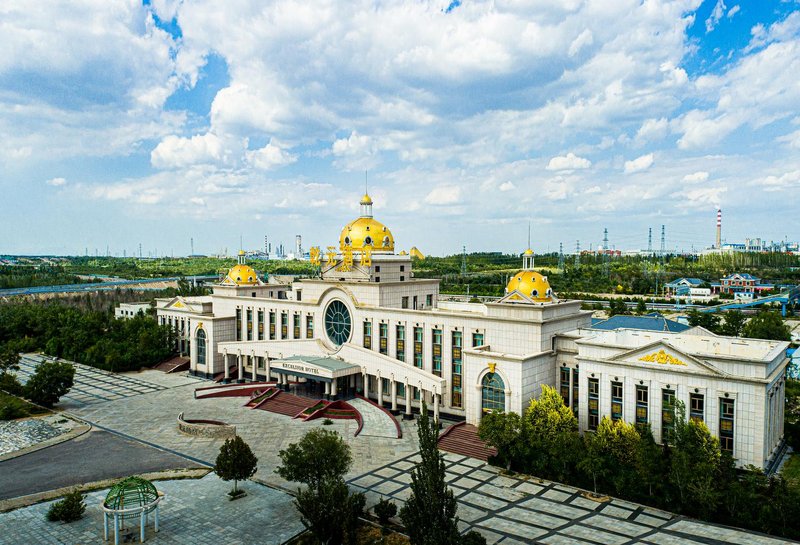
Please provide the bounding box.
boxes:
[224,264,260,286]
[340,218,395,252]
[505,271,553,302]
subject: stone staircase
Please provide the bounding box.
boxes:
[254,391,316,417]
[437,422,497,462]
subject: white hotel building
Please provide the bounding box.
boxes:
[156,193,789,470]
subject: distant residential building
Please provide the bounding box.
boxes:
[664,277,706,297]
[717,273,775,295]
[115,302,151,320]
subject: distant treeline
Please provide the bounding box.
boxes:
[0,301,175,372]
[0,265,101,290]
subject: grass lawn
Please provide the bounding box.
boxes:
[0,391,48,420]
[782,454,800,490]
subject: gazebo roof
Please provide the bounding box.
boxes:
[104,477,158,511]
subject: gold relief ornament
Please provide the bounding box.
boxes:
[488,362,496,374]
[338,246,354,272]
[309,246,321,266]
[325,246,337,268]
[361,246,372,267]
[639,349,686,366]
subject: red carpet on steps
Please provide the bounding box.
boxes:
[437,423,497,462]
[254,391,316,417]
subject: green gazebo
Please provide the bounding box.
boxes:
[101,477,164,544]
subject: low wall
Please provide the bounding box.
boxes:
[177,412,236,439]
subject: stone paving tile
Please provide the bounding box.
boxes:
[453,476,482,489]
[486,516,548,539]
[461,456,484,467]
[667,520,798,545]
[635,513,669,527]
[539,535,602,545]
[455,503,488,523]
[374,467,400,479]
[642,532,709,545]
[568,495,605,511]
[515,481,546,496]
[520,496,588,520]
[480,483,525,502]
[0,474,304,545]
[373,480,404,496]
[348,398,398,439]
[582,514,651,537]
[601,504,637,520]
[500,506,568,530]
[560,523,631,545]
[461,491,509,511]
[542,488,573,502]
[491,475,518,488]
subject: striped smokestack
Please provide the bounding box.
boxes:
[716,208,722,249]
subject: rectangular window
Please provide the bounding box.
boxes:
[246,309,253,341]
[379,323,388,355]
[281,312,288,339]
[375,266,381,272]
[572,368,579,417]
[401,296,409,309]
[296,290,302,301]
[413,327,423,368]
[381,378,389,398]
[611,381,623,421]
[719,398,735,453]
[662,389,676,443]
[306,315,314,339]
[588,378,599,431]
[363,320,372,349]
[400,265,405,272]
[236,308,242,341]
[269,311,276,340]
[293,314,301,339]
[396,325,405,362]
[397,383,405,398]
[636,385,648,428]
[257,356,265,370]
[451,331,463,408]
[257,310,264,340]
[400,275,405,281]
[432,328,442,376]
[426,294,433,307]
[414,387,420,401]
[690,393,705,423]
[472,332,484,348]
[560,368,570,407]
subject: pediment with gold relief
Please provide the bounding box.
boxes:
[164,296,198,312]
[611,342,721,376]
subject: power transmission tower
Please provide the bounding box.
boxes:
[138,243,142,259]
[603,228,609,278]
[574,240,580,269]
[648,227,652,255]
[558,242,564,271]
[461,245,467,276]
[660,225,666,265]
[190,237,194,257]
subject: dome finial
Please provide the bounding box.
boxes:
[523,221,534,270]
[360,173,373,217]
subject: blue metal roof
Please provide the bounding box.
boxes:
[722,273,759,281]
[664,277,706,287]
[591,314,691,333]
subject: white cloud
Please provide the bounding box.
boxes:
[681,186,727,208]
[424,185,462,205]
[635,118,669,144]
[624,153,654,174]
[705,0,726,33]
[46,177,67,187]
[568,29,593,58]
[246,141,296,170]
[546,153,591,171]
[727,5,740,18]
[755,170,800,192]
[150,133,225,169]
[190,197,206,206]
[683,171,709,183]
[499,181,515,192]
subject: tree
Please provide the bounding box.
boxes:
[635,425,665,499]
[276,428,353,492]
[742,311,791,341]
[46,489,86,522]
[719,310,746,337]
[374,497,398,526]
[477,410,521,470]
[276,428,363,545]
[686,310,720,334]
[579,426,610,494]
[635,299,647,315]
[214,436,258,496]
[0,346,20,375]
[521,385,579,480]
[24,360,75,408]
[400,402,460,545]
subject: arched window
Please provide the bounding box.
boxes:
[364,236,373,246]
[481,372,505,414]
[196,329,207,366]
[382,236,390,247]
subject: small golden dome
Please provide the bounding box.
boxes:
[340,217,394,252]
[238,250,245,256]
[225,264,259,286]
[360,193,373,205]
[523,248,534,256]
[505,271,553,302]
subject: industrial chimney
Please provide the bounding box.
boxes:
[716,209,722,249]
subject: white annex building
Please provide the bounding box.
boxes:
[157,193,790,470]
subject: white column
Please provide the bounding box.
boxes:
[237,353,243,382]
[265,355,271,383]
[251,351,257,382]
[223,352,230,382]
[362,372,368,397]
[405,381,412,417]
[475,384,483,425]
[324,381,330,396]
[391,379,398,412]
[377,375,384,406]
[504,389,511,413]
[140,511,146,542]
[331,378,337,397]
[434,393,440,422]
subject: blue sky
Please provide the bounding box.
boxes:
[1,0,799,257]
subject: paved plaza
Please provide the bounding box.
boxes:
[0,473,305,545]
[350,451,797,545]
[1,363,797,544]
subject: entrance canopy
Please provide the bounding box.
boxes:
[271,355,360,382]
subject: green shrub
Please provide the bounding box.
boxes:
[46,490,86,522]
[323,418,334,425]
[24,360,75,408]
[374,497,397,525]
[0,372,23,395]
[461,530,488,545]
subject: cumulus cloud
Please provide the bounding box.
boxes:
[46,177,67,187]
[424,185,461,205]
[246,141,296,170]
[683,171,709,183]
[624,153,654,174]
[727,5,740,18]
[151,133,224,169]
[755,170,800,192]
[705,0,727,33]
[499,181,515,191]
[635,118,670,145]
[546,153,591,171]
